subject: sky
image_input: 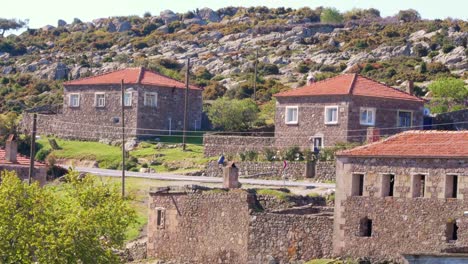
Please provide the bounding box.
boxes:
[1,0,467,31]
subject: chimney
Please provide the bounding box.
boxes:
[5,134,17,163]
[307,73,315,85]
[223,162,240,189]
[366,127,380,143]
[406,80,414,95]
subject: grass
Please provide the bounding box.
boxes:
[256,188,291,201]
[37,137,214,173]
[305,259,341,264]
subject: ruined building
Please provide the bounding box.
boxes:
[334,130,468,261]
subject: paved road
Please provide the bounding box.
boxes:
[70,166,336,189]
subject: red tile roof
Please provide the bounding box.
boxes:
[274,74,424,102]
[0,149,46,167]
[64,67,202,90]
[337,130,468,158]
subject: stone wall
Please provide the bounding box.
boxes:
[334,157,468,261]
[147,190,251,264]
[203,135,275,157]
[20,83,203,141]
[205,160,335,182]
[433,109,468,130]
[0,166,47,186]
[315,161,336,182]
[205,160,314,179]
[248,212,334,263]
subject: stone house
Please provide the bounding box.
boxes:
[273,74,425,149]
[333,130,468,261]
[147,186,333,264]
[23,67,203,140]
[0,135,47,185]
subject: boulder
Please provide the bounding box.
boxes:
[2,66,15,75]
[156,25,169,33]
[41,25,55,31]
[198,8,220,22]
[40,62,69,80]
[183,18,206,26]
[434,46,467,69]
[57,19,67,27]
[125,138,138,151]
[160,10,179,24]
[117,21,132,32]
[73,18,82,24]
[107,22,116,32]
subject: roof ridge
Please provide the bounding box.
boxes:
[275,73,353,95]
[358,74,423,101]
[348,73,358,94]
[142,67,201,89]
[64,67,130,85]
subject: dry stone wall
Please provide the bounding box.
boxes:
[203,135,275,157]
[247,212,334,264]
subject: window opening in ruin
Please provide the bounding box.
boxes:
[352,174,364,196]
[446,221,458,242]
[156,208,165,229]
[446,175,458,198]
[359,217,372,237]
[412,174,426,198]
[382,174,395,197]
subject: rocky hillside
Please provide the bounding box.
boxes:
[0,6,466,113]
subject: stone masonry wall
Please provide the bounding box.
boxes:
[147,191,251,264]
[334,157,468,261]
[275,95,351,149]
[0,166,47,186]
[205,160,335,182]
[203,135,275,157]
[247,212,334,264]
[205,160,314,179]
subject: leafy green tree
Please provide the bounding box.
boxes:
[206,98,259,131]
[428,77,468,113]
[0,18,27,37]
[320,7,344,24]
[0,112,19,145]
[0,171,136,263]
[397,9,421,22]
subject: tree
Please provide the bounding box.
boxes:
[320,7,344,24]
[397,9,421,22]
[428,77,468,113]
[206,98,259,131]
[0,171,136,263]
[0,112,19,145]
[0,18,27,37]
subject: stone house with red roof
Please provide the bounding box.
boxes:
[333,130,468,261]
[273,74,425,149]
[23,67,203,140]
[0,135,46,185]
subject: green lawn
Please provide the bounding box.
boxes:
[37,137,214,173]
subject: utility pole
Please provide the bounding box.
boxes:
[182,58,190,151]
[28,113,37,185]
[253,48,258,101]
[121,79,125,198]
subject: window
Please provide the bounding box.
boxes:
[360,107,376,126]
[324,106,339,124]
[156,208,165,229]
[359,217,372,237]
[124,92,132,107]
[446,221,458,242]
[69,93,80,107]
[95,93,105,107]
[144,92,158,107]
[412,174,426,198]
[285,106,298,124]
[398,111,412,128]
[381,174,395,197]
[351,174,365,196]
[446,175,458,198]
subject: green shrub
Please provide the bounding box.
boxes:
[263,148,276,161]
[284,146,303,161]
[35,148,51,162]
[442,44,455,53]
[256,189,289,200]
[428,50,439,58]
[297,62,310,73]
[246,150,258,161]
[354,40,368,49]
[413,44,428,57]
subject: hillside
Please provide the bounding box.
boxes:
[0,6,466,114]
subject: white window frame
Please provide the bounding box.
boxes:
[94,92,106,108]
[124,92,132,107]
[360,107,376,126]
[144,92,158,107]
[285,106,298,125]
[324,105,339,124]
[69,93,80,107]
[397,110,413,128]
